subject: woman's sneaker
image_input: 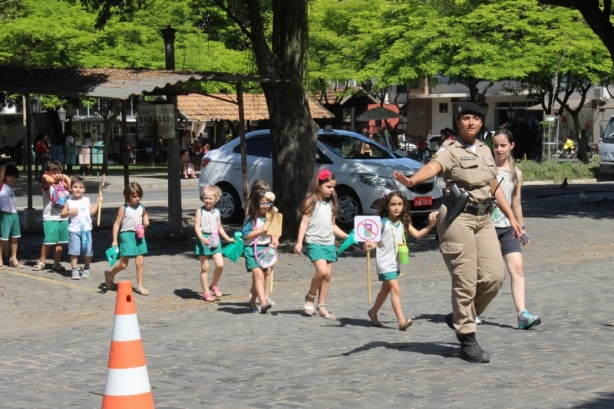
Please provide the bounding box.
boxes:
[518,309,541,330]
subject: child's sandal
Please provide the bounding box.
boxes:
[104,270,116,290]
[304,293,316,316]
[398,319,413,331]
[317,304,336,320]
[32,261,46,271]
[202,293,216,302]
[9,258,24,269]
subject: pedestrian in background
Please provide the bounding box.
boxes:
[105,182,149,295]
[64,133,77,174]
[295,169,349,320]
[491,129,541,329]
[34,132,50,181]
[393,102,522,363]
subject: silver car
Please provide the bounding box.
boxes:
[199,129,443,227]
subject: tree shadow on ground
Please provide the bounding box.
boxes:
[521,184,614,219]
[336,340,457,359]
[570,391,614,408]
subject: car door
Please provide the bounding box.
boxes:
[232,134,273,186]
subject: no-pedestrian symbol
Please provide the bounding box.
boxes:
[354,216,382,242]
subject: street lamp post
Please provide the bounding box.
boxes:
[507,104,516,121]
[58,106,66,134]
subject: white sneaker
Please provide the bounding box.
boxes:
[476,316,482,325]
[71,269,80,280]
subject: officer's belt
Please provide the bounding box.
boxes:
[444,196,492,216]
[463,202,491,216]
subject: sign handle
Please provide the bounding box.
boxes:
[366,251,372,304]
[97,174,105,226]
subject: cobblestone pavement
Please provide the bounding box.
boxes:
[1,176,614,408]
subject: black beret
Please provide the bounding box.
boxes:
[455,102,485,117]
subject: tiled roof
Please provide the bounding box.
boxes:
[313,86,378,105]
[178,93,334,120]
[0,66,263,100]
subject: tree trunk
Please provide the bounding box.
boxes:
[246,0,317,241]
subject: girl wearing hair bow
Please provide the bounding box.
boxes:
[295,169,348,320]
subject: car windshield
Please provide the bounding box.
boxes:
[602,118,614,142]
[318,134,394,159]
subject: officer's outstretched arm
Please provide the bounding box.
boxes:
[393,161,442,188]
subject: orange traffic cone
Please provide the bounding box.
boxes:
[102,280,155,409]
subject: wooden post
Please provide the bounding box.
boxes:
[97,174,105,226]
[366,251,372,304]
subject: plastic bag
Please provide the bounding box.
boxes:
[255,245,278,268]
[222,231,244,262]
[105,246,119,266]
[337,229,357,256]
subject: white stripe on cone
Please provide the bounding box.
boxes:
[104,366,152,396]
[111,314,142,342]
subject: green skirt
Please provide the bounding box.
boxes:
[305,242,337,263]
[244,244,268,272]
[195,233,222,256]
[119,231,148,257]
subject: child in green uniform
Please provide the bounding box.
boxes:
[105,182,149,295]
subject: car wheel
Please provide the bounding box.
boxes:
[336,187,362,230]
[217,184,241,223]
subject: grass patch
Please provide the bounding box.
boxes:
[518,159,602,182]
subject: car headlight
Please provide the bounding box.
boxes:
[351,173,397,189]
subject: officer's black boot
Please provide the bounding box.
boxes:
[458,332,490,363]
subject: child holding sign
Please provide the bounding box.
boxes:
[363,190,438,330]
[295,169,348,320]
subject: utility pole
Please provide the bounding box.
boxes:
[161,26,183,238]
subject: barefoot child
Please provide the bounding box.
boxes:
[243,189,278,314]
[294,169,348,320]
[195,185,234,301]
[33,161,71,271]
[60,176,102,279]
[364,190,437,330]
[105,182,149,295]
[0,164,23,269]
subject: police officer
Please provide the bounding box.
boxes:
[393,102,522,363]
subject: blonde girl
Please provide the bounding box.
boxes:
[243,189,278,314]
[364,190,437,330]
[491,129,541,329]
[105,182,149,295]
[195,185,234,302]
[295,169,348,320]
